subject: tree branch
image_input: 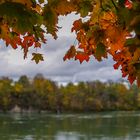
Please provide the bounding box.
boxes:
[110,0,118,11]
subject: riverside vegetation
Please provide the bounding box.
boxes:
[0,74,140,113]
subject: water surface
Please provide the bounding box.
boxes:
[0,111,140,140]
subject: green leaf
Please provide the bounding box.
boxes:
[38,0,44,4]
[43,5,58,39]
[133,62,140,70]
[125,38,137,47]
[93,29,105,44]
[31,53,44,64]
[117,7,131,29]
[0,2,42,34]
[78,1,93,17]
[94,42,107,61]
[125,38,140,47]
[118,0,126,7]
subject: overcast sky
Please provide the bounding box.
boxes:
[0,14,122,83]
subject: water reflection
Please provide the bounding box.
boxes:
[23,135,34,140]
[55,132,80,140]
[0,112,140,140]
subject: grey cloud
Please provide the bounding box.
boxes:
[0,35,122,83]
[0,20,123,83]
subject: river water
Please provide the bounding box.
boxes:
[0,111,140,140]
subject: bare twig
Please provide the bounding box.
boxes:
[110,0,118,11]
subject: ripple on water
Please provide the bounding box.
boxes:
[23,135,34,140]
[55,132,86,140]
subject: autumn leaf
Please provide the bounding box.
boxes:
[35,42,41,48]
[128,75,136,85]
[132,48,140,62]
[71,19,83,32]
[31,4,42,14]
[6,33,21,49]
[113,62,121,70]
[52,0,76,15]
[22,36,34,48]
[105,28,127,54]
[99,11,117,29]
[75,52,90,64]
[22,35,35,58]
[31,53,44,64]
[63,45,76,61]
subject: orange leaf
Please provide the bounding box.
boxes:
[22,35,35,58]
[63,45,76,61]
[71,19,82,32]
[22,36,34,48]
[75,52,90,63]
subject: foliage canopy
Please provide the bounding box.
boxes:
[0,0,140,85]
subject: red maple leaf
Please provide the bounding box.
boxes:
[75,52,90,63]
[125,0,132,9]
[63,45,76,61]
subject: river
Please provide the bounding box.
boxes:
[0,111,140,140]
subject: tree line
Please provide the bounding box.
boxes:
[0,74,140,113]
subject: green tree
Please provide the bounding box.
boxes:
[0,77,14,112]
[18,75,30,88]
[32,74,58,111]
[13,75,34,110]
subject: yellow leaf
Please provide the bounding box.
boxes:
[31,53,44,64]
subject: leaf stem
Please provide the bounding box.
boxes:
[99,0,104,10]
[110,0,118,11]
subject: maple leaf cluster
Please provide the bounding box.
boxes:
[64,0,140,86]
[1,0,140,86]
